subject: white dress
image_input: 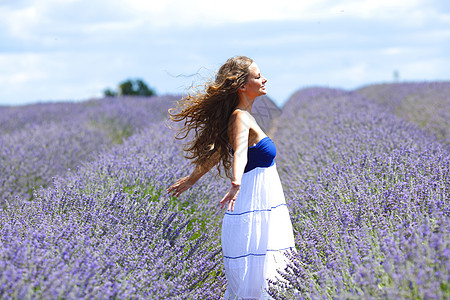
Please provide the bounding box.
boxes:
[221,137,296,299]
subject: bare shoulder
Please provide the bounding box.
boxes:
[228,109,252,138]
[229,109,251,124]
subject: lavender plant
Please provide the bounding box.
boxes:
[1,83,448,299]
[0,122,228,299]
[0,101,87,133]
[0,91,283,298]
[269,87,449,299]
[357,82,450,146]
[0,96,179,205]
[0,96,177,134]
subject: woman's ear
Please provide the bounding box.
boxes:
[238,84,246,92]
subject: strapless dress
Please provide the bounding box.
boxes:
[222,136,296,299]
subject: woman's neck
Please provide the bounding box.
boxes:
[236,94,255,113]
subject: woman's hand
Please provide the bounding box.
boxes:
[220,182,241,212]
[167,176,195,197]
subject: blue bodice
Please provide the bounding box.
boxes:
[244,136,276,173]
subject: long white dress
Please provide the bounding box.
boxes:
[221,137,296,299]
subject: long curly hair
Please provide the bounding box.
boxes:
[169,55,253,179]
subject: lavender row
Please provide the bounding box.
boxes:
[0,95,277,297]
[2,84,447,298]
[0,122,109,205]
[0,121,229,299]
[269,88,449,299]
[0,96,176,134]
[0,96,178,205]
[357,81,450,146]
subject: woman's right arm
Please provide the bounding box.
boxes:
[219,110,250,211]
[167,151,220,197]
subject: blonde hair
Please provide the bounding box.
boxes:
[169,56,253,179]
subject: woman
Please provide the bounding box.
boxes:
[167,56,295,299]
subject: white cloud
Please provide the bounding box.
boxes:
[127,0,327,27]
[0,0,137,42]
[0,53,49,84]
[401,58,450,80]
[1,0,448,39]
[1,5,41,39]
[0,0,449,105]
[328,0,424,18]
[380,47,412,56]
[125,0,444,28]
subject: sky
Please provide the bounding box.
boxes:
[0,0,449,107]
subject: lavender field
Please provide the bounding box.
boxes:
[0,96,178,204]
[0,83,449,299]
[357,82,450,146]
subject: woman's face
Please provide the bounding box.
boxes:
[240,62,267,99]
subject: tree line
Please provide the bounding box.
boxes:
[104,78,156,97]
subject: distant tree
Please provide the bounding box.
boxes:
[103,78,156,97]
[119,79,156,97]
[103,88,117,97]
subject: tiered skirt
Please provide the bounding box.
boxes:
[221,164,295,299]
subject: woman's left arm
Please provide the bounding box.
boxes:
[167,151,220,197]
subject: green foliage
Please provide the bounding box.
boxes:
[103,88,117,97]
[120,79,155,96]
[103,78,156,97]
